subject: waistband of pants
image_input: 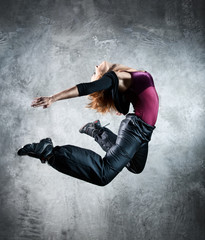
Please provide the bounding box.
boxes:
[125,113,156,142]
[126,113,156,129]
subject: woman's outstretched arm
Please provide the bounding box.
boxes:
[31,86,79,109]
[31,71,116,109]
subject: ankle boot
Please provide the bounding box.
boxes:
[17,138,54,163]
[79,120,105,138]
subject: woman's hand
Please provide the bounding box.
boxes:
[31,96,54,109]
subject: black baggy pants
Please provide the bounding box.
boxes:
[48,114,156,186]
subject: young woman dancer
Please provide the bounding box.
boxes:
[17,61,159,186]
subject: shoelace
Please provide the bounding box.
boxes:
[102,123,110,128]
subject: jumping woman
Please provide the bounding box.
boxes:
[17,61,159,186]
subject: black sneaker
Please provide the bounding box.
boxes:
[79,120,102,138]
[17,138,54,163]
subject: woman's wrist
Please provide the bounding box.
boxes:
[50,95,56,103]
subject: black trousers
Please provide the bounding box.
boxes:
[94,124,149,174]
[48,113,156,186]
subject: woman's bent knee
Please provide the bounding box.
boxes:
[97,173,117,186]
[134,168,144,174]
[126,166,145,174]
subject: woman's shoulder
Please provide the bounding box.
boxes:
[113,70,146,78]
[111,70,147,92]
[112,71,133,92]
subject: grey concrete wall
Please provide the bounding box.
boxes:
[0,0,204,239]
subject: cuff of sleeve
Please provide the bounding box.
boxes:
[76,83,84,96]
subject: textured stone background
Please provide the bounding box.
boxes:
[0,0,204,239]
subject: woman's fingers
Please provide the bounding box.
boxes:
[32,102,46,108]
[36,97,44,102]
[31,100,43,106]
[31,96,51,108]
[32,97,43,105]
[32,97,45,101]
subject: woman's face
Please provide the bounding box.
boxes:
[91,61,107,82]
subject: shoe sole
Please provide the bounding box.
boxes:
[17,138,53,163]
[79,120,101,133]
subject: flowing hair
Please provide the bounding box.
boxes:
[86,73,118,114]
[86,64,143,114]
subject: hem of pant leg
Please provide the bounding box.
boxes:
[47,155,55,165]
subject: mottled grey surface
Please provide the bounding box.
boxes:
[0,0,205,239]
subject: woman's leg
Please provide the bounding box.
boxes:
[47,114,155,186]
[94,126,117,152]
[92,124,149,174]
[126,142,148,174]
